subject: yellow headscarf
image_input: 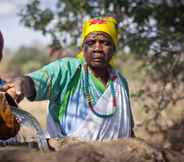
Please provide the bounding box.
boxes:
[81,16,118,47]
[77,16,118,60]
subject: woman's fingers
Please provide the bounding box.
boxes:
[1,78,25,103]
[0,83,14,91]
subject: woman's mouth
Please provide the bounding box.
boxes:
[92,58,105,62]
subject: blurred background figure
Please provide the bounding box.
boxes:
[0,31,20,140]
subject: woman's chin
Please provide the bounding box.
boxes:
[90,61,107,68]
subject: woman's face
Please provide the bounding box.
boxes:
[82,32,115,69]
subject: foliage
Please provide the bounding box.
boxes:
[138,49,184,133]
[19,0,184,53]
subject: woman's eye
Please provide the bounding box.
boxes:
[86,40,95,46]
[103,41,111,46]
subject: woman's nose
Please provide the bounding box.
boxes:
[94,41,103,51]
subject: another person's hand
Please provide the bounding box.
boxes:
[0,92,20,140]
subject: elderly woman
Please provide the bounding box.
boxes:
[0,31,20,140]
[4,17,134,140]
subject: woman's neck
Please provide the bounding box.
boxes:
[89,66,110,85]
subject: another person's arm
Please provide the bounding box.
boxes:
[0,92,20,140]
[0,76,34,140]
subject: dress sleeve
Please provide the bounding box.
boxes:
[28,58,80,101]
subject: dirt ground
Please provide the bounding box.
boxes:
[1,137,184,162]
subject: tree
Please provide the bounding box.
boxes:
[19,0,184,135]
[19,0,184,52]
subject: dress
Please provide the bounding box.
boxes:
[29,57,134,141]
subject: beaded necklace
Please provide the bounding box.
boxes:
[83,64,117,118]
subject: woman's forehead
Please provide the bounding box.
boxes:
[85,32,112,40]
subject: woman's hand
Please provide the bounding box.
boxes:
[1,77,25,103]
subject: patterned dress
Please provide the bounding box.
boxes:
[29,57,134,141]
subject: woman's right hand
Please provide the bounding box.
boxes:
[1,77,25,103]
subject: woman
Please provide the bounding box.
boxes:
[3,17,134,140]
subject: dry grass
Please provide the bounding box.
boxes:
[18,99,48,128]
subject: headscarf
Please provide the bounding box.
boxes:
[0,31,4,61]
[81,16,118,47]
[77,16,118,60]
